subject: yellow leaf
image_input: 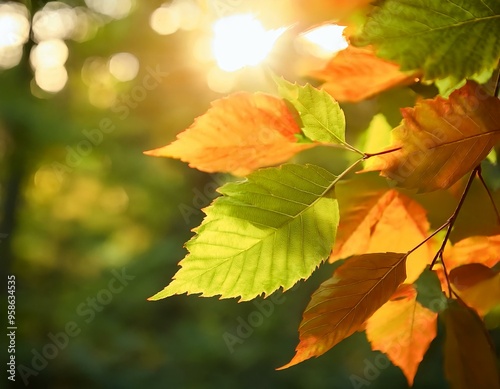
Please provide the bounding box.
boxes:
[364,81,500,192]
[145,92,313,176]
[366,286,437,386]
[279,252,407,369]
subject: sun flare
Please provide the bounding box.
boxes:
[211,14,286,72]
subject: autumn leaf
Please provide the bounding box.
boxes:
[149,164,339,301]
[279,252,407,369]
[443,299,500,389]
[445,235,500,269]
[366,286,437,386]
[449,263,497,291]
[331,189,433,283]
[144,92,312,176]
[450,264,500,316]
[311,46,418,102]
[354,0,500,81]
[364,81,500,192]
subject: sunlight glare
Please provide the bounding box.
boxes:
[212,14,286,72]
[298,24,348,58]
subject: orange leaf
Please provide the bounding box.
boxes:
[443,300,500,389]
[364,81,500,192]
[331,189,433,283]
[445,235,500,270]
[144,92,312,176]
[279,252,407,369]
[366,286,437,386]
[450,266,500,316]
[312,46,418,102]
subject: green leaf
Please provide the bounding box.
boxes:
[149,164,340,301]
[274,77,346,145]
[435,68,495,97]
[354,0,500,81]
[414,266,448,313]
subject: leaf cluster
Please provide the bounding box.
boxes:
[146,1,500,387]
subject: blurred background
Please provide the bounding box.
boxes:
[0,1,498,388]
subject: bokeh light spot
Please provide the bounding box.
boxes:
[35,66,68,93]
[149,6,180,35]
[206,67,237,93]
[30,39,69,70]
[85,0,133,20]
[109,52,139,82]
[0,2,30,69]
[32,2,77,42]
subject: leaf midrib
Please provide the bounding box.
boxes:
[186,169,339,280]
[301,254,406,338]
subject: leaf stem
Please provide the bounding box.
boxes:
[364,146,402,159]
[329,158,364,189]
[429,166,479,270]
[477,166,500,225]
[343,143,365,157]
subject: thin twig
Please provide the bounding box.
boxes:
[429,166,479,270]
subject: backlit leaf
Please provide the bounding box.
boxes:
[275,77,346,145]
[331,189,433,283]
[364,81,500,192]
[149,164,339,301]
[312,46,418,102]
[354,0,500,81]
[366,286,437,386]
[449,264,497,291]
[280,252,407,369]
[445,235,500,269]
[144,92,312,176]
[450,265,500,316]
[362,114,393,170]
[443,299,500,389]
